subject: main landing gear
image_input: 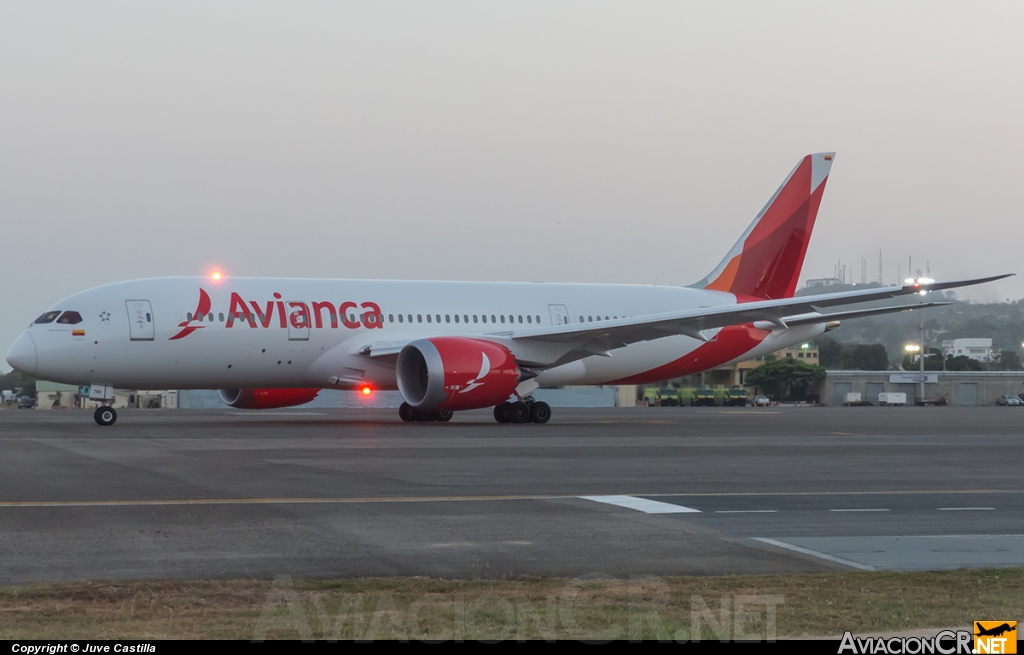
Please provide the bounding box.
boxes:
[94,406,117,426]
[398,403,453,423]
[494,399,551,424]
[397,400,552,424]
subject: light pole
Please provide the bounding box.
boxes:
[906,276,935,404]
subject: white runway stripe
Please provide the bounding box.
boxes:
[579,495,701,514]
[937,507,995,511]
[829,508,890,512]
[715,510,777,514]
[753,538,875,571]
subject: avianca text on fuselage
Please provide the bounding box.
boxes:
[176,289,385,339]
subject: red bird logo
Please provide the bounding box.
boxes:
[169,288,212,340]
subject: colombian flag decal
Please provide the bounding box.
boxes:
[72,329,85,337]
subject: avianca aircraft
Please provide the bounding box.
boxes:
[5,153,1009,425]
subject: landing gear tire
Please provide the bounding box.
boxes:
[399,403,415,422]
[94,406,117,426]
[437,409,454,422]
[494,403,512,423]
[509,401,530,423]
[529,401,551,424]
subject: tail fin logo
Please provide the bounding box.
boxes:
[458,353,491,394]
[169,288,212,341]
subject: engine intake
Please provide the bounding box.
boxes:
[218,388,321,409]
[397,337,519,411]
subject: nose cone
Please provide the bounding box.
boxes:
[6,331,37,375]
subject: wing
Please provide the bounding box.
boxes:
[502,275,1009,367]
[358,274,1010,368]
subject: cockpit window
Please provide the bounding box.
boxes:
[35,311,61,324]
[56,311,84,325]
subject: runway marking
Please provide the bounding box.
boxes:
[579,495,701,514]
[753,538,876,571]
[830,508,890,512]
[937,507,996,511]
[831,431,861,436]
[0,489,1018,509]
[714,510,777,514]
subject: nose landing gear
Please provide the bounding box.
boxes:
[94,406,117,426]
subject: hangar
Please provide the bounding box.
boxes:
[822,371,1024,406]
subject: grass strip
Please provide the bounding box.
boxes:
[1,568,1021,640]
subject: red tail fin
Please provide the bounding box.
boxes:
[693,153,834,299]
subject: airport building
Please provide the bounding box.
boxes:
[941,338,994,363]
[822,370,1024,406]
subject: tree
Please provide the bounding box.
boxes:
[843,344,889,370]
[0,370,35,397]
[817,336,843,368]
[746,358,825,401]
[944,355,984,372]
[996,350,1022,371]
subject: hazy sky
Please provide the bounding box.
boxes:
[3,2,1023,360]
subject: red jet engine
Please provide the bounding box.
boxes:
[397,337,520,411]
[218,388,321,409]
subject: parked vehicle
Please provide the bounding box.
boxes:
[843,392,872,406]
[878,392,907,407]
[17,395,34,409]
[642,388,661,407]
[996,395,1022,406]
[693,387,717,407]
[725,387,749,407]
[753,395,770,407]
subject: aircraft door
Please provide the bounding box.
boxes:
[548,304,569,326]
[287,301,310,341]
[126,300,155,341]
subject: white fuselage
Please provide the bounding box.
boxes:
[12,277,824,392]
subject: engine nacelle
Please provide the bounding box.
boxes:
[397,337,520,411]
[218,388,321,409]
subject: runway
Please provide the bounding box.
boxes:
[0,406,1021,583]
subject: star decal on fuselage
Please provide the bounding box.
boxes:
[99,311,110,321]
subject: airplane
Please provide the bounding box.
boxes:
[4,152,1011,426]
[975,623,1015,638]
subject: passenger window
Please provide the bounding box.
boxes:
[579,316,584,323]
[482,315,487,323]
[454,315,459,323]
[446,315,451,323]
[473,315,478,323]
[464,315,469,323]
[536,315,541,323]
[426,314,432,323]
[527,315,532,324]
[187,313,194,321]
[491,315,496,323]
[398,314,404,323]
[518,315,523,323]
[436,314,441,323]
[219,313,224,322]
[500,315,505,324]
[417,314,422,323]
